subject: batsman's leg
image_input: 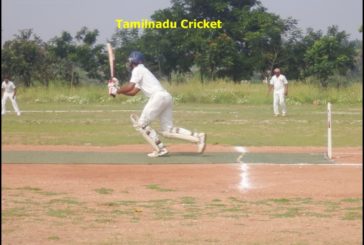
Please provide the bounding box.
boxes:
[159,102,207,153]
[132,93,172,157]
[162,127,199,143]
[130,114,168,157]
[161,128,207,153]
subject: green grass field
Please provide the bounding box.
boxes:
[1,102,362,147]
[2,82,362,147]
[15,81,363,105]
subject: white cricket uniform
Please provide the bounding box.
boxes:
[1,80,21,115]
[269,74,288,115]
[130,64,173,131]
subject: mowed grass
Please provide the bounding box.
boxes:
[1,102,362,146]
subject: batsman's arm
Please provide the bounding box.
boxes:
[117,82,140,96]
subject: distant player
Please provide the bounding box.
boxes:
[1,76,21,116]
[268,68,288,116]
[108,51,206,157]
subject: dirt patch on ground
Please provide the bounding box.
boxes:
[2,144,363,244]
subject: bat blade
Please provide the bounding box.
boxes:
[106,43,115,78]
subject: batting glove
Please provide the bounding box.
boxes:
[108,77,119,97]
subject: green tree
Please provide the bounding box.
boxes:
[355,25,362,79]
[142,3,195,81]
[48,31,78,84]
[1,29,46,87]
[304,26,356,87]
[75,27,105,80]
[133,0,294,82]
[75,27,99,45]
[279,28,322,80]
[48,27,105,85]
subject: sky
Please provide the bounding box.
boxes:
[260,0,362,39]
[1,0,362,45]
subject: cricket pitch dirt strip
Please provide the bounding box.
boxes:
[2,145,362,245]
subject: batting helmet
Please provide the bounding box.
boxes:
[128,51,144,65]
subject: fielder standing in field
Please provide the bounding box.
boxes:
[1,76,21,116]
[108,51,206,157]
[268,68,288,116]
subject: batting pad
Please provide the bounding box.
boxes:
[161,131,199,143]
[130,114,161,152]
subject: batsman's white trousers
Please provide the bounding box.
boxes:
[273,89,287,115]
[138,91,173,131]
[2,92,21,115]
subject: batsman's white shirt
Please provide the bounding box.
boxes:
[130,64,166,97]
[2,81,16,93]
[130,64,173,131]
[269,74,288,91]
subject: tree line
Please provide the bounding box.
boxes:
[1,0,362,88]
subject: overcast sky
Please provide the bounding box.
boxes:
[2,0,362,45]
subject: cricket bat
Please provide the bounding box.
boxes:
[106,43,118,97]
[106,43,115,78]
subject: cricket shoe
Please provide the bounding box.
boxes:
[197,133,207,154]
[147,148,169,158]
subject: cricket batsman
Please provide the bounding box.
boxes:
[108,51,206,157]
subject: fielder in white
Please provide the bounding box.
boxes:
[1,76,21,116]
[108,51,206,157]
[268,68,288,116]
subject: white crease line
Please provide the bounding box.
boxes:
[234,146,248,153]
[239,163,251,190]
[234,146,251,190]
